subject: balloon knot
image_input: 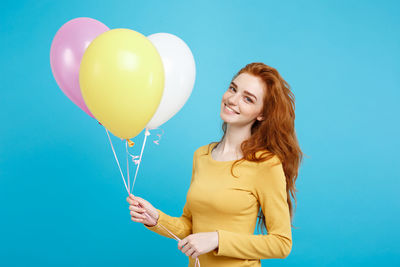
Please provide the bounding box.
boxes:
[127,139,135,147]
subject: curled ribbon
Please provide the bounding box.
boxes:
[126,128,164,164]
[152,127,164,145]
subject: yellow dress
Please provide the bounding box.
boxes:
[144,142,292,266]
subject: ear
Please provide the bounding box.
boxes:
[257,115,264,121]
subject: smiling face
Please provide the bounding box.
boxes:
[220,73,266,126]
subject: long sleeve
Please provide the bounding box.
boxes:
[143,151,196,240]
[213,156,292,259]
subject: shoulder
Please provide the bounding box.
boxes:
[244,149,282,168]
[193,142,216,157]
[257,153,282,166]
[253,154,285,186]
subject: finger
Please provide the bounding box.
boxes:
[131,195,146,204]
[129,205,146,213]
[131,196,140,206]
[129,205,145,212]
[130,211,147,219]
[178,238,188,250]
[127,197,139,206]
[185,247,196,257]
[181,243,191,254]
[131,216,144,223]
[126,196,137,205]
[129,194,140,205]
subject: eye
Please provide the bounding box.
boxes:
[229,86,236,92]
[245,96,254,103]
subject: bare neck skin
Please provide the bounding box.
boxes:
[213,122,252,160]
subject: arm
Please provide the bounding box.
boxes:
[143,204,192,240]
[213,156,292,259]
[143,151,196,240]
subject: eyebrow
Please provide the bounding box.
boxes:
[231,82,257,101]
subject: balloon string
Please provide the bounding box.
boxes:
[126,127,163,163]
[104,127,200,266]
[105,127,129,194]
[130,128,200,266]
[129,127,150,195]
[126,141,130,193]
[139,209,200,267]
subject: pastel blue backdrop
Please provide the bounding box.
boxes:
[1,0,399,266]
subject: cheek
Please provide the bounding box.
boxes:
[222,92,230,101]
[239,104,261,117]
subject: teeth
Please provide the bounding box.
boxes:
[225,104,238,114]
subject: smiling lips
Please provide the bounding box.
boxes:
[224,103,240,114]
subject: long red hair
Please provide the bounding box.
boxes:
[206,62,304,233]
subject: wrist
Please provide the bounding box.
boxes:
[214,231,219,250]
[145,211,159,227]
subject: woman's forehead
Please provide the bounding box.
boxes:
[233,73,266,98]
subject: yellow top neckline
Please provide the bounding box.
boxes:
[208,142,244,163]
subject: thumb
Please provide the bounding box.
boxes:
[129,194,141,206]
[132,196,153,213]
[134,196,147,207]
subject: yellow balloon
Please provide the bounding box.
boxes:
[79,28,164,139]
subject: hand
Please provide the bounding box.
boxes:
[177,232,219,259]
[126,194,159,227]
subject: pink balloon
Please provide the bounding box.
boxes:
[50,17,109,118]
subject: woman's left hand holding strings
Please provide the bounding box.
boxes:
[177,232,219,259]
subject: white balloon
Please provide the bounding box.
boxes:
[145,33,196,130]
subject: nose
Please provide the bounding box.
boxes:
[227,93,240,106]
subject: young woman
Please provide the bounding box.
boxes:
[126,62,303,266]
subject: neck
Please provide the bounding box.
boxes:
[218,122,252,156]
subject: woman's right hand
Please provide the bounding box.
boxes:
[126,194,159,227]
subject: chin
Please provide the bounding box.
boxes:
[220,113,238,124]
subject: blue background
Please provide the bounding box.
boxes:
[1,0,399,266]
